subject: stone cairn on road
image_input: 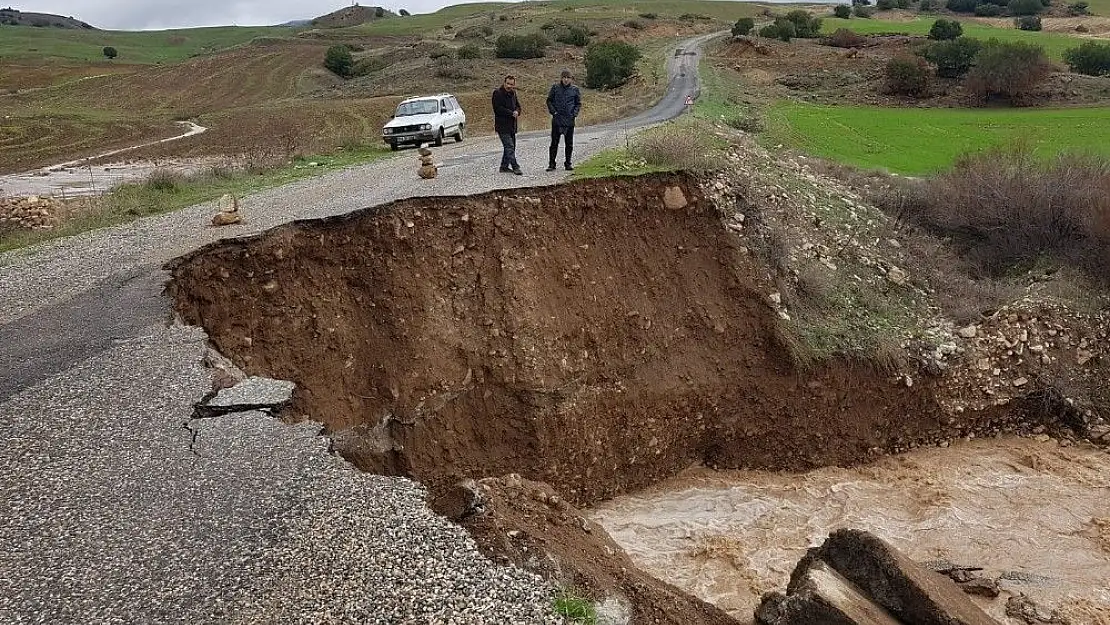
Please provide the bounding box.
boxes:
[0,195,64,231]
[418,147,438,179]
[210,193,242,226]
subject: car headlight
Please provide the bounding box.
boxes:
[422,124,431,131]
[383,128,392,135]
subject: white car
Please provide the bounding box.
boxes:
[382,94,466,150]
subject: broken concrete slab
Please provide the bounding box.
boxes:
[812,529,1000,625]
[756,559,902,625]
[194,375,295,418]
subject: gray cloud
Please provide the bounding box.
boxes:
[20,1,515,30]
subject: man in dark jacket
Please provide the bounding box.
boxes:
[546,69,581,171]
[492,75,523,175]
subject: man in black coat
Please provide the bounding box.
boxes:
[546,69,582,172]
[491,75,523,175]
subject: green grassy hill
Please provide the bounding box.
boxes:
[0,25,296,63]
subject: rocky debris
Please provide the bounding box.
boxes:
[1005,595,1070,625]
[930,564,1001,598]
[210,193,241,226]
[202,346,247,392]
[757,529,999,625]
[434,474,738,625]
[663,185,688,209]
[0,194,64,231]
[418,147,438,179]
[194,375,295,418]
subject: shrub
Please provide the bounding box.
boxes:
[725,112,765,132]
[1016,15,1042,30]
[1009,0,1046,13]
[854,5,876,17]
[852,0,872,5]
[760,19,797,41]
[889,147,1110,278]
[457,43,482,59]
[495,33,550,59]
[919,0,941,11]
[399,9,410,16]
[896,0,912,7]
[622,19,644,30]
[145,169,182,192]
[1064,41,1110,76]
[733,17,756,36]
[922,36,983,77]
[1068,1,1090,14]
[639,12,658,19]
[784,10,823,38]
[877,0,895,9]
[929,18,963,40]
[324,45,353,77]
[679,13,711,20]
[629,122,717,171]
[964,39,1053,103]
[945,0,978,11]
[885,54,931,96]
[834,4,853,17]
[556,24,591,45]
[974,3,1003,15]
[824,28,868,47]
[102,46,117,59]
[374,7,385,17]
[585,41,642,89]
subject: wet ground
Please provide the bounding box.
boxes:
[591,437,1110,624]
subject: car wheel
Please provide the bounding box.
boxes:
[390,143,399,152]
[454,124,464,143]
[434,128,444,147]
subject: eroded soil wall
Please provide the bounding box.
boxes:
[168,173,947,506]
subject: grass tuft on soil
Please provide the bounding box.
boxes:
[553,589,598,624]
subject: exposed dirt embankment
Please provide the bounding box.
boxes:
[168,173,958,509]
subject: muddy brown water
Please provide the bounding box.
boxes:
[591,437,1110,624]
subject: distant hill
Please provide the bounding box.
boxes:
[310,5,395,29]
[0,7,95,29]
[279,19,313,27]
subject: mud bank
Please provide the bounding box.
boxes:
[166,172,1081,621]
[167,173,966,506]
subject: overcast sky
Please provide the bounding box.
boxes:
[18,0,512,30]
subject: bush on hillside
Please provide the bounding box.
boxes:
[784,10,823,38]
[823,28,868,48]
[732,17,756,36]
[399,8,410,16]
[1009,0,1046,13]
[585,41,642,89]
[919,0,942,11]
[102,46,117,59]
[760,19,797,41]
[1016,15,1042,30]
[457,43,482,59]
[834,4,853,17]
[852,0,872,5]
[974,4,1003,15]
[877,0,895,10]
[557,24,591,45]
[324,45,353,78]
[854,5,876,17]
[945,0,978,11]
[351,56,387,76]
[929,18,963,40]
[1064,41,1110,75]
[1068,1,1091,14]
[623,19,645,30]
[495,33,550,59]
[889,147,1110,278]
[885,54,931,96]
[639,12,658,19]
[964,39,1053,103]
[922,36,983,77]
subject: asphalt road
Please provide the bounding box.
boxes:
[0,32,719,624]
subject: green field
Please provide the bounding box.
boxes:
[763,102,1110,174]
[821,17,1088,60]
[0,25,296,63]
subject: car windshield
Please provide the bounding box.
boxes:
[396,100,439,116]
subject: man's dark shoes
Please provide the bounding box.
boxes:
[499,166,512,173]
[564,163,574,171]
[512,167,524,176]
[546,164,557,172]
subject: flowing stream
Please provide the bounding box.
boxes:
[591,437,1110,624]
